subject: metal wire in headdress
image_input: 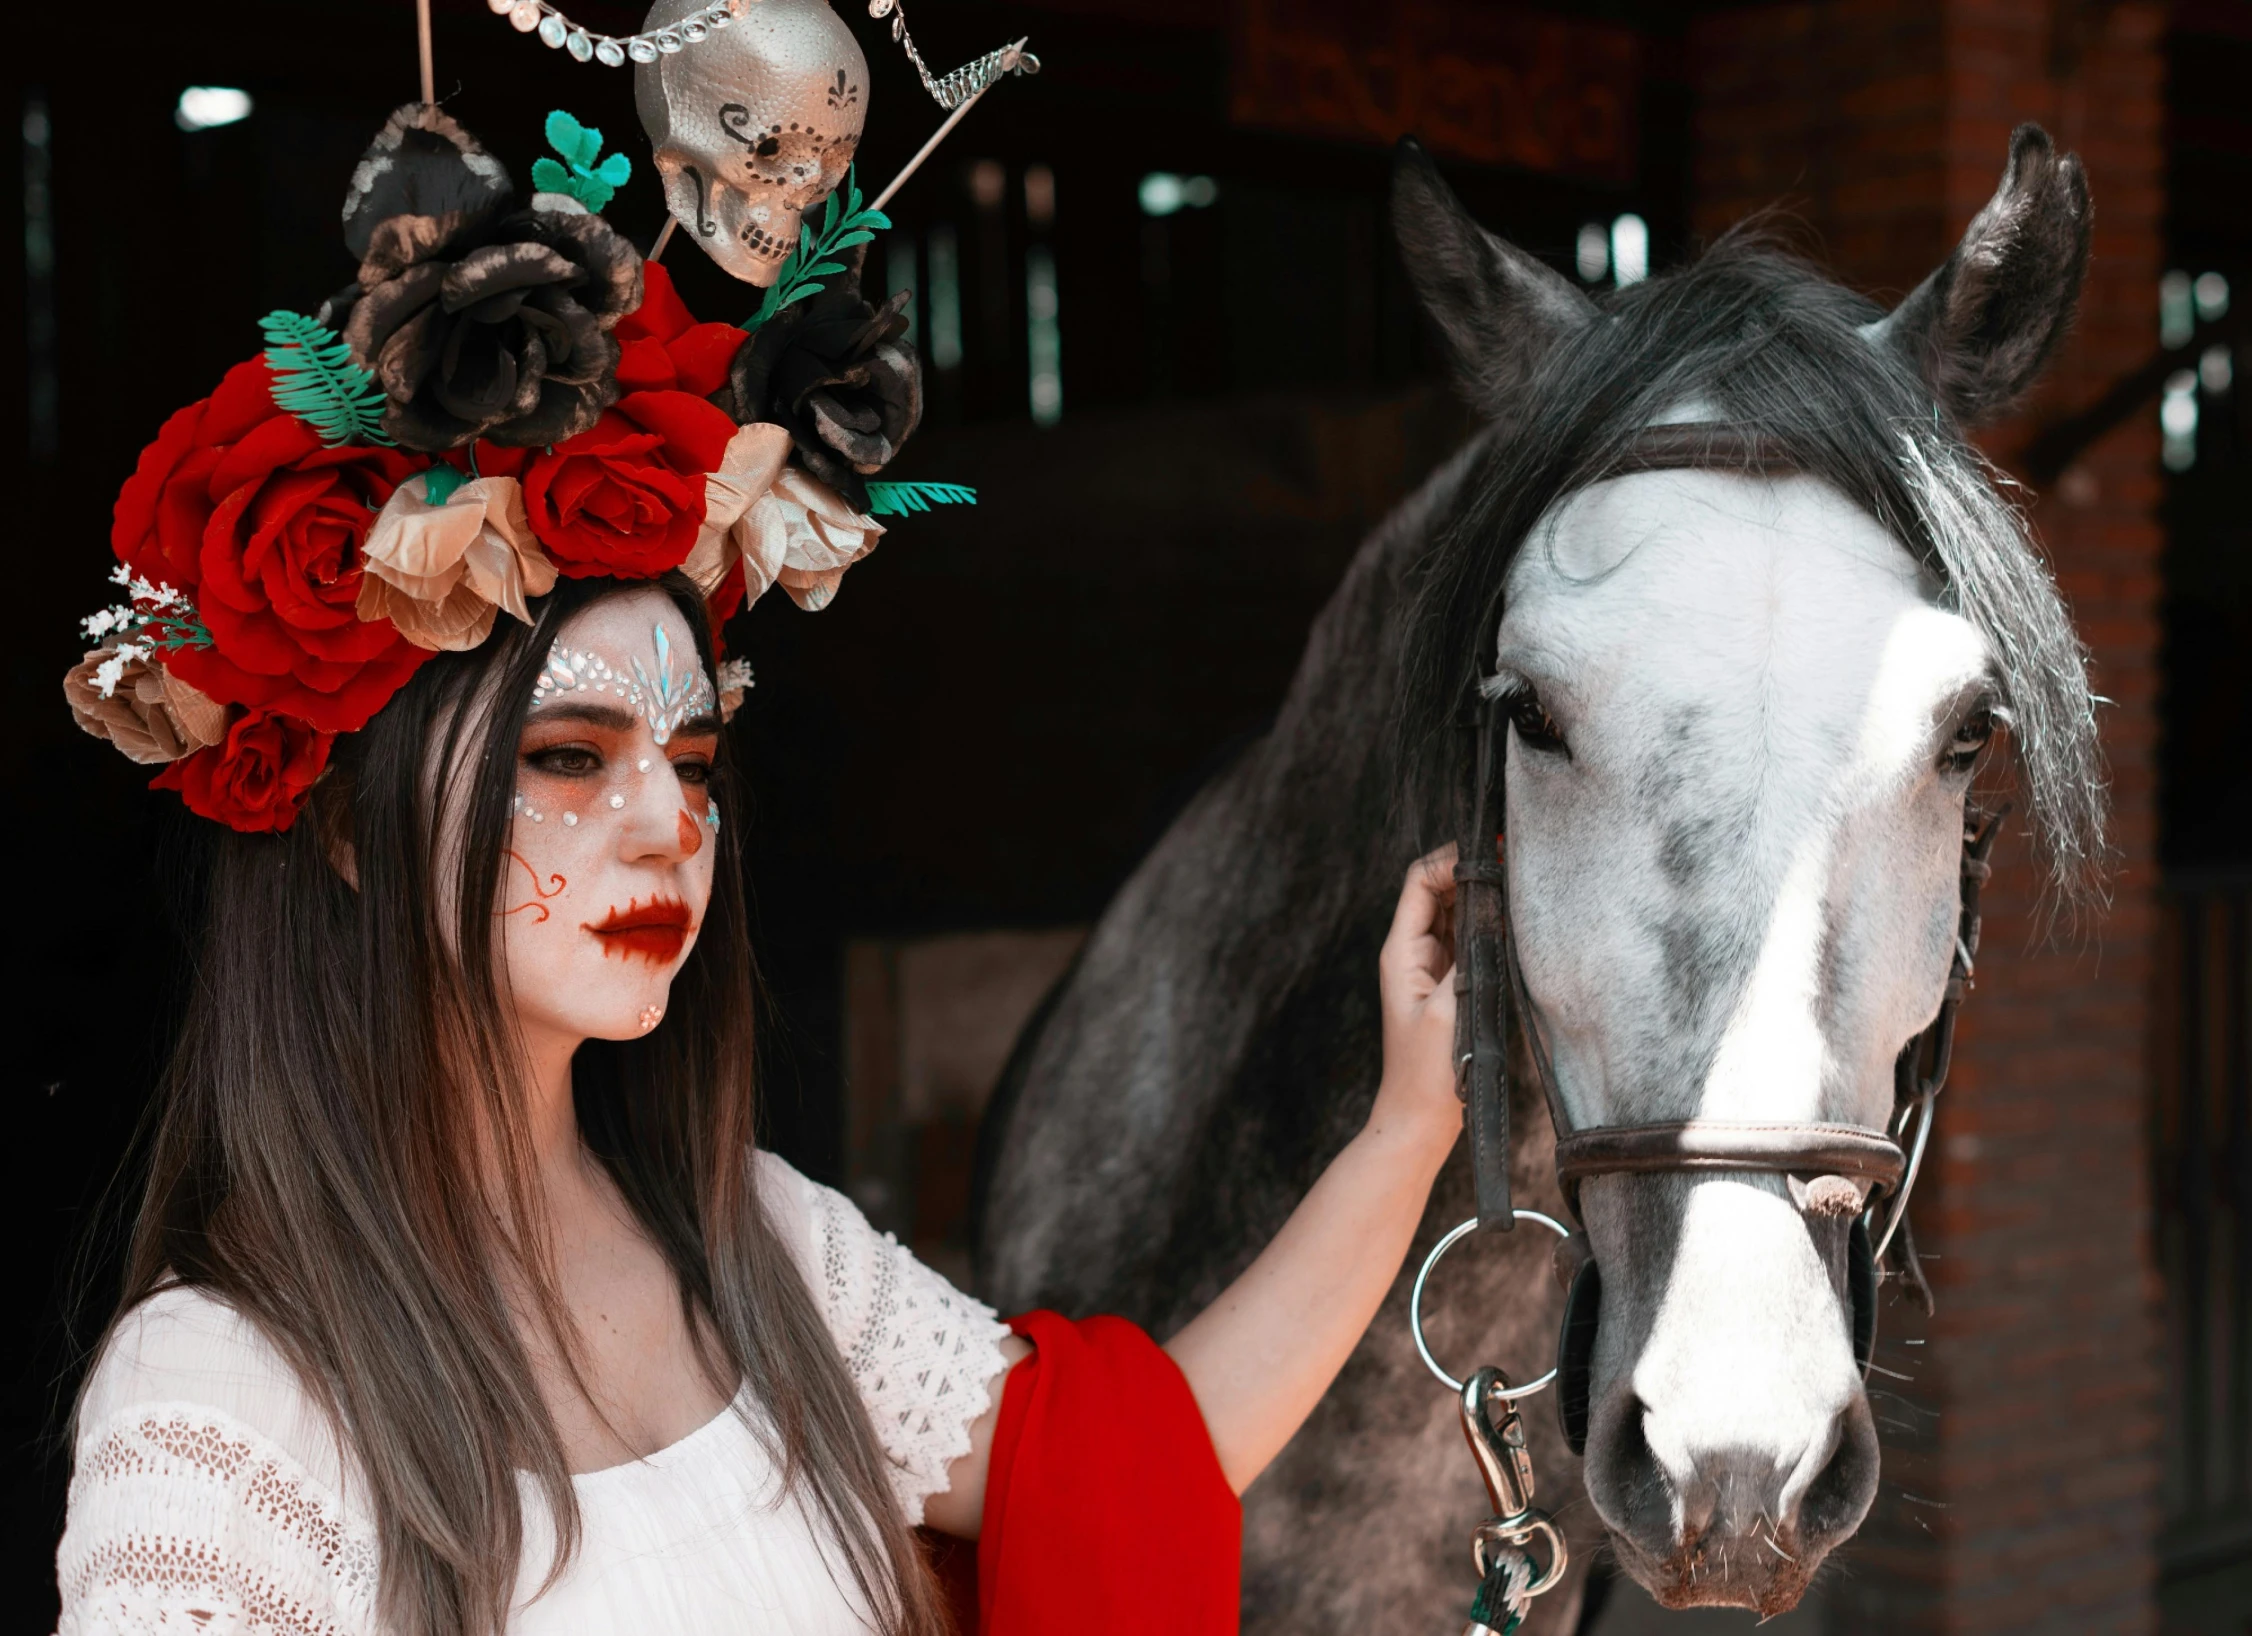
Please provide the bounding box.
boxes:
[869,0,1039,110]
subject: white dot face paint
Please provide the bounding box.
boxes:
[500,590,722,1050]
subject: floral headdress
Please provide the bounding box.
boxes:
[65,103,962,834]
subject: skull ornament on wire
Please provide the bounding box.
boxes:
[635,0,868,285]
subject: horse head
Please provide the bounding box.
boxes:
[1393,129,2105,1613]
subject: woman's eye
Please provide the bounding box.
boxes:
[670,755,713,788]
[526,744,602,777]
[1503,689,1570,758]
[1943,706,1995,774]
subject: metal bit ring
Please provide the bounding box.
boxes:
[1410,1212,1573,1397]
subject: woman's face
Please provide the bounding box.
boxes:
[497,589,722,1045]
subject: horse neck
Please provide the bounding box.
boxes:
[1243,434,1491,906]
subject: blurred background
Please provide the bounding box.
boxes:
[3,1,2245,1632]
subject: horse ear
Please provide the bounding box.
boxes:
[1390,138,1595,421]
[1863,124,2091,426]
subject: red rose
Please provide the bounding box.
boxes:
[152,707,335,834]
[521,389,736,580]
[614,263,747,399]
[111,356,286,594]
[164,414,432,733]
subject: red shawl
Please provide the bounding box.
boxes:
[931,1310,1241,1633]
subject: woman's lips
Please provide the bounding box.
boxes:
[583,896,694,964]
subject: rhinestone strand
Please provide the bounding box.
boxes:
[488,0,742,68]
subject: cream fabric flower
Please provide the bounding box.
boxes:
[356,470,556,651]
[64,648,227,764]
[759,466,885,613]
[682,423,793,599]
[682,423,884,615]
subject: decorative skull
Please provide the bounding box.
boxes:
[635,0,868,286]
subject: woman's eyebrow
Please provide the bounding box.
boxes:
[673,711,722,740]
[527,702,639,731]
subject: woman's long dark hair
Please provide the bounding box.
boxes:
[89,574,947,1635]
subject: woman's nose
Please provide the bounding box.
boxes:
[618,756,699,860]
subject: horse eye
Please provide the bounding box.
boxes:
[1503,689,1570,758]
[1943,705,1995,773]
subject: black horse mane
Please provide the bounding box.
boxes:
[1398,232,2109,905]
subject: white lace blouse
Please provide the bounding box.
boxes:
[54,1152,1014,1635]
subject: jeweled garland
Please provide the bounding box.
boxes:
[495,0,1039,113]
[488,0,741,68]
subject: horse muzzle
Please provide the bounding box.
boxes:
[1552,1210,1884,1613]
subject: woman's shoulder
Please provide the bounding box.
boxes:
[75,1283,356,1499]
[753,1149,1013,1524]
[60,1286,382,1633]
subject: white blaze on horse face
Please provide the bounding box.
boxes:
[1498,468,1993,1598]
[1499,469,1989,1133]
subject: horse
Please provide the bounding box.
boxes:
[973,127,2106,1629]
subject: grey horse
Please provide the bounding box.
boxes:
[976,131,2104,1629]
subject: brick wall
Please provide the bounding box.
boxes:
[1690,5,2168,1634]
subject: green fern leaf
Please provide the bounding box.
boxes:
[260,310,392,447]
[744,166,899,333]
[864,480,977,517]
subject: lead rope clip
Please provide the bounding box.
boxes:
[1412,1214,1573,1634]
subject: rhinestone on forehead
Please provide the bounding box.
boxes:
[530,625,716,745]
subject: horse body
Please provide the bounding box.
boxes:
[978,130,2103,1628]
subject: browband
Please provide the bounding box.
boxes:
[1609,421,1801,477]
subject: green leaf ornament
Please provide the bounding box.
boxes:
[536,109,632,213]
[259,310,392,447]
[744,166,893,332]
[864,481,977,516]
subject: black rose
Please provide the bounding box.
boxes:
[323,104,643,454]
[726,248,922,510]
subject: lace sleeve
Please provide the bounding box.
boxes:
[779,1162,1014,1525]
[55,1402,381,1636]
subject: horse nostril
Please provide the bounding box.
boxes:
[1792,1396,1882,1550]
[1586,1395,1678,1558]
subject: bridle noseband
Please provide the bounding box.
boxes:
[1448,422,2002,1447]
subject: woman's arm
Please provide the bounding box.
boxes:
[922,845,1464,1528]
[1160,845,1463,1492]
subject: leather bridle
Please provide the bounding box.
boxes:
[1449,421,2002,1449]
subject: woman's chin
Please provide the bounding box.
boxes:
[554,991,678,1043]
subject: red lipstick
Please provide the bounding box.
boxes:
[583,896,694,964]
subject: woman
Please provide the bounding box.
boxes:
[56,564,1470,1633]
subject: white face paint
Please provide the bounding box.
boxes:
[1497,469,1996,1608]
[498,590,722,1050]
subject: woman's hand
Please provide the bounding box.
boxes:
[1146,844,1475,1496]
[1367,843,1468,1162]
